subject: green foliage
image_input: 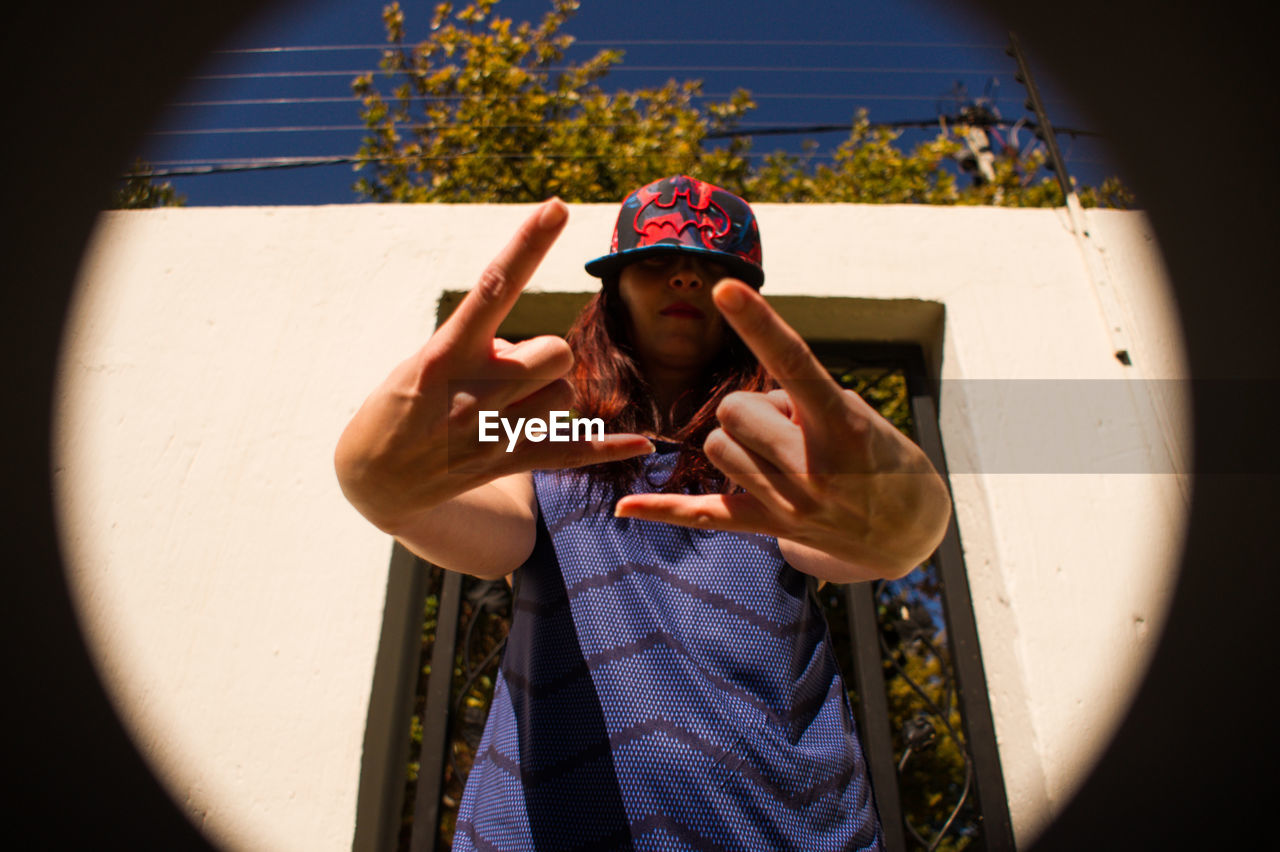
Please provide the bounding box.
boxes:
[354,0,1131,208]
[835,367,914,435]
[746,115,962,204]
[353,0,753,202]
[111,158,186,209]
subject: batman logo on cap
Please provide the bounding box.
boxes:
[631,180,732,248]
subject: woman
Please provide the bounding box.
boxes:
[335,176,952,850]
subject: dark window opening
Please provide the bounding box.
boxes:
[354,342,1013,852]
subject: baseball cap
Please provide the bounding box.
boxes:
[584,175,764,288]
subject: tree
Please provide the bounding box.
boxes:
[353,0,1132,207]
[111,159,187,209]
[352,0,753,203]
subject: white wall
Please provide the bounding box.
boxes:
[53,202,1189,850]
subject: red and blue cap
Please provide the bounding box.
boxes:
[584,175,764,288]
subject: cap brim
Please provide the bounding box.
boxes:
[585,244,764,288]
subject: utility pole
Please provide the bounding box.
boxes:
[1008,31,1138,371]
[1007,31,1074,201]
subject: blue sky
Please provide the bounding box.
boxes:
[137,0,1121,205]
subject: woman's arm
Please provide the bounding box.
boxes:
[614,279,951,583]
[335,200,651,579]
[385,473,537,580]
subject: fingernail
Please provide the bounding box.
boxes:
[539,197,567,229]
[714,281,746,313]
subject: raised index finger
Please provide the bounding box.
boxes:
[712,279,842,419]
[438,198,569,351]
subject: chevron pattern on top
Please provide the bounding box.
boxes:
[453,448,883,851]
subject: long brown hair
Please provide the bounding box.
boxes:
[564,274,774,498]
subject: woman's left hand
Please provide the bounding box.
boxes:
[613,279,953,582]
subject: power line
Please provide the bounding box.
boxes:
[141,42,1110,187]
[150,124,369,135]
[128,153,829,178]
[135,151,880,179]
[191,66,1013,81]
[584,40,1005,48]
[127,118,1105,179]
[130,156,355,176]
[211,40,1007,53]
[143,118,1103,138]
[166,93,1039,108]
[708,120,1103,139]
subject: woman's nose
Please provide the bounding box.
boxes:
[668,258,703,290]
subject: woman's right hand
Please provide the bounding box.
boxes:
[334,198,653,538]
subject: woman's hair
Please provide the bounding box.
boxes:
[564,274,775,498]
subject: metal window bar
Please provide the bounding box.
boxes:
[353,542,434,852]
[409,568,463,852]
[357,341,1013,852]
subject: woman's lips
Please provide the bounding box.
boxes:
[660,301,705,318]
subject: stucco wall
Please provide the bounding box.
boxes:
[53,202,1188,850]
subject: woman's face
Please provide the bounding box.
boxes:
[617,252,729,377]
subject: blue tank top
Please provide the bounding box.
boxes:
[454,445,883,850]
